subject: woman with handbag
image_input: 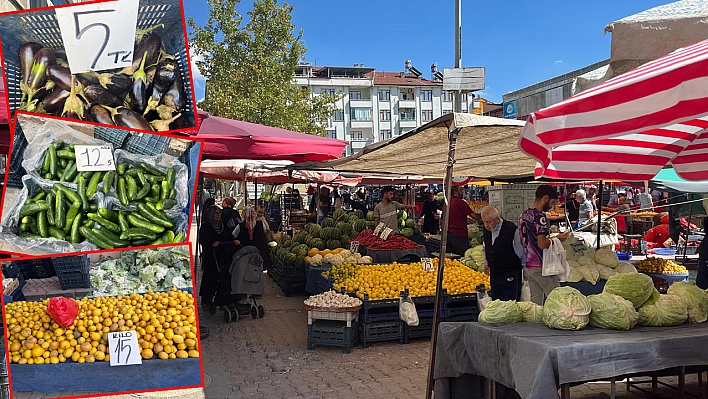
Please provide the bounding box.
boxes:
[234,207,271,272]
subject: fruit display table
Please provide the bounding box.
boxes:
[434,322,708,399]
[359,246,429,264]
[10,358,201,393]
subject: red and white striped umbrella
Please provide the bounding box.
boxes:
[519,38,708,181]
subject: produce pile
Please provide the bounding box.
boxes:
[462,245,485,272]
[352,229,422,251]
[479,273,708,330]
[634,257,688,275]
[90,246,192,296]
[324,258,490,300]
[306,248,372,267]
[467,222,484,247]
[5,288,199,364]
[565,245,638,285]
[18,26,190,131]
[304,290,362,310]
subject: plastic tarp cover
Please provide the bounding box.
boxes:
[433,322,708,399]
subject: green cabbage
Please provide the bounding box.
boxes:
[587,293,638,330]
[566,266,583,283]
[667,282,708,323]
[603,273,655,309]
[638,294,688,326]
[614,262,637,274]
[578,264,600,285]
[543,287,591,330]
[518,301,544,322]
[596,264,618,280]
[478,300,523,323]
[594,248,620,268]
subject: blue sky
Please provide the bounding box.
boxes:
[184,0,669,103]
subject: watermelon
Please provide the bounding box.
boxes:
[310,224,322,238]
[296,255,306,268]
[294,244,309,257]
[405,219,415,228]
[341,237,350,249]
[305,223,316,234]
[354,210,364,219]
[401,228,414,237]
[347,214,359,224]
[366,221,375,230]
[337,222,353,237]
[312,238,326,250]
[327,240,342,250]
[280,235,291,247]
[353,219,367,233]
[413,227,421,235]
[333,209,346,222]
[366,211,375,221]
[399,219,405,229]
[397,210,407,220]
[322,217,336,227]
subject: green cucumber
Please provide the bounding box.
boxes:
[48,144,58,177]
[166,167,175,191]
[140,162,165,177]
[138,203,173,228]
[102,171,116,194]
[38,210,48,238]
[160,181,169,200]
[173,232,186,243]
[53,183,82,204]
[48,226,66,240]
[126,175,138,201]
[118,211,130,232]
[56,149,75,159]
[86,213,121,234]
[127,213,165,233]
[98,208,119,223]
[136,170,148,187]
[135,183,151,201]
[19,202,49,219]
[161,231,175,243]
[78,176,89,212]
[33,192,47,201]
[117,162,129,175]
[42,151,51,175]
[46,193,55,225]
[79,226,113,249]
[93,227,129,247]
[55,191,65,229]
[87,172,101,198]
[118,178,129,206]
[150,184,160,199]
[63,202,81,234]
[70,214,83,244]
[120,228,157,241]
[156,199,176,211]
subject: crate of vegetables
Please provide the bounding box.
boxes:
[0,0,195,131]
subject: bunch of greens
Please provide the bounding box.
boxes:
[89,246,191,296]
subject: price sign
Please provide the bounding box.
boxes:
[74,145,116,172]
[374,222,386,236]
[108,330,142,366]
[422,257,434,272]
[380,227,394,240]
[350,241,360,253]
[55,0,140,74]
[570,242,587,252]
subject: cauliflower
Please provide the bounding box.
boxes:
[339,250,352,258]
[310,254,323,266]
[359,256,373,264]
[330,254,345,266]
[324,253,335,263]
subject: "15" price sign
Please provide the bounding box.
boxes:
[55,0,140,74]
[108,330,142,366]
[74,144,116,172]
[421,258,434,272]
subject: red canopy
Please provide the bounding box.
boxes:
[519,38,708,181]
[189,110,348,162]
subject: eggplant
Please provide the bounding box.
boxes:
[19,42,42,86]
[76,72,100,86]
[169,114,192,130]
[93,72,131,96]
[123,32,162,75]
[24,48,56,104]
[84,85,122,107]
[90,105,115,126]
[150,113,181,132]
[162,72,187,112]
[130,51,149,114]
[61,76,85,120]
[47,65,88,92]
[83,104,95,123]
[41,89,70,114]
[155,58,178,89]
[54,49,67,60]
[103,105,153,131]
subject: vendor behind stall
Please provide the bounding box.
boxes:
[575,189,594,226]
[445,186,481,256]
[374,187,414,234]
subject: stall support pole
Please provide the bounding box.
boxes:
[425,127,461,399]
[597,180,603,250]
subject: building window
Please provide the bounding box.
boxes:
[442,91,453,102]
[400,90,415,100]
[351,131,364,141]
[421,90,432,102]
[400,108,416,121]
[379,110,391,121]
[473,101,481,109]
[321,89,335,97]
[378,90,390,101]
[349,91,362,100]
[422,110,433,121]
[351,108,372,121]
[461,93,468,101]
[327,129,337,139]
[380,129,392,140]
[333,109,344,121]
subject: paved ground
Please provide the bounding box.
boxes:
[6,226,708,398]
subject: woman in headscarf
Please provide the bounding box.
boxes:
[421,191,439,235]
[199,205,239,314]
[234,206,271,271]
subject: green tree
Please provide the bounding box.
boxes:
[188,0,342,136]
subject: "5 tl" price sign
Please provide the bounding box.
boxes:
[55,0,140,74]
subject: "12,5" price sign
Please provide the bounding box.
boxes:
[74,144,116,172]
[55,0,140,74]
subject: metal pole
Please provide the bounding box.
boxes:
[597,180,603,250]
[454,0,463,113]
[425,127,460,399]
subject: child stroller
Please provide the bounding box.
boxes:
[221,246,266,323]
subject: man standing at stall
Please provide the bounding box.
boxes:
[697,217,708,289]
[374,187,414,234]
[445,186,481,256]
[481,206,525,301]
[520,185,570,305]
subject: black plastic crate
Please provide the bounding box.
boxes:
[2,263,26,302]
[57,271,91,290]
[404,316,435,343]
[94,127,131,149]
[360,320,404,348]
[12,259,55,280]
[124,133,172,156]
[308,320,358,354]
[7,123,28,189]
[282,264,306,281]
[271,267,305,297]
[0,0,195,128]
[51,255,89,274]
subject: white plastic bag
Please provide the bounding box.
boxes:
[477,289,491,312]
[521,281,531,302]
[399,296,419,326]
[543,237,569,279]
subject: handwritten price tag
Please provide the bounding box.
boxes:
[108,330,142,366]
[55,0,140,74]
[422,257,434,272]
[570,242,587,252]
[350,241,360,253]
[380,227,393,240]
[74,145,116,172]
[374,222,386,236]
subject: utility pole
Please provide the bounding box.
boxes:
[454,0,463,113]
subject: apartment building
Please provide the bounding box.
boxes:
[294,63,481,155]
[1,0,91,12]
